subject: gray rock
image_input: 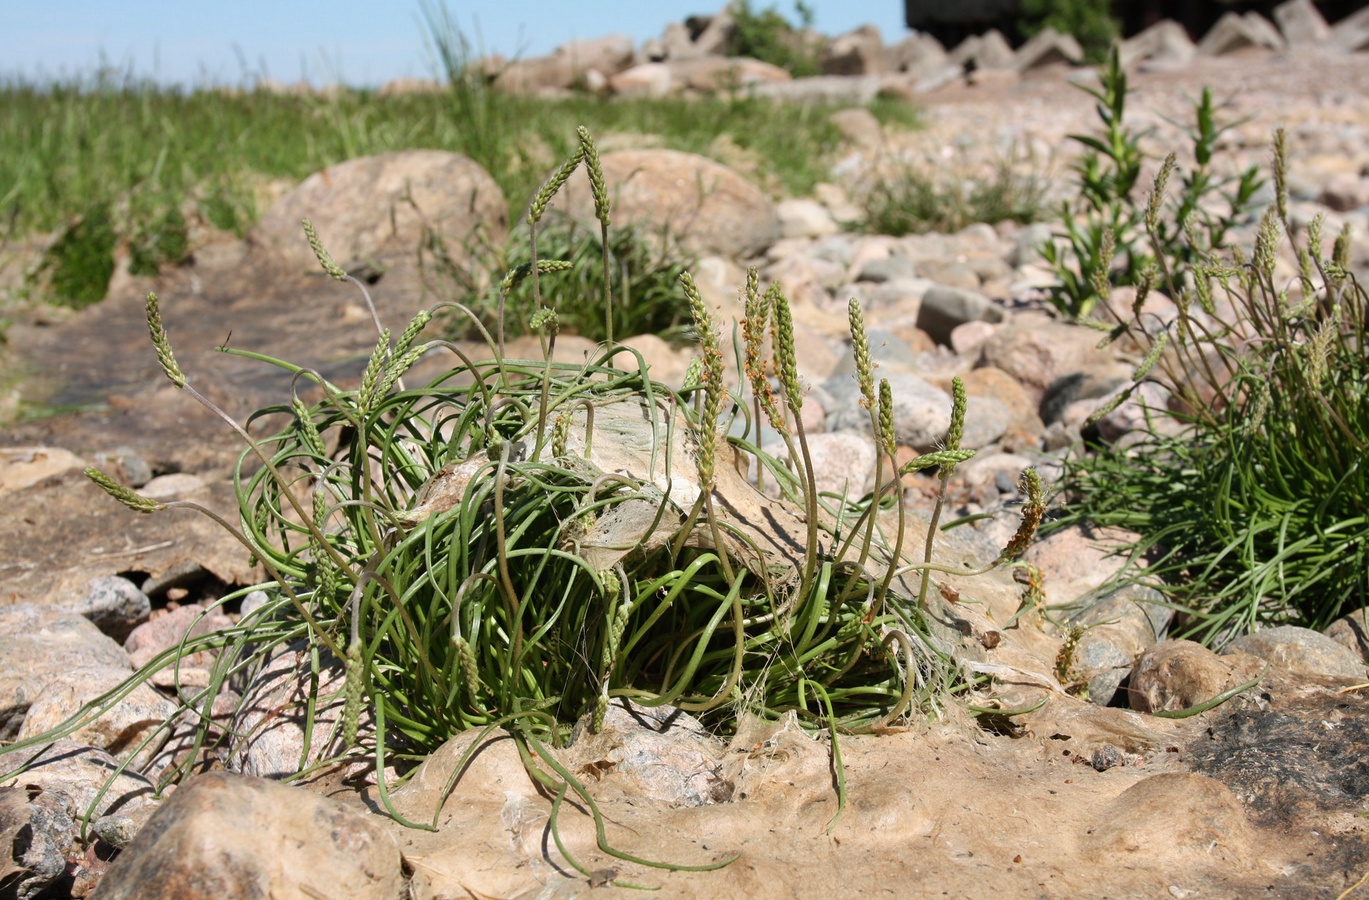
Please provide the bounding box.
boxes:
[10,739,158,821]
[0,785,75,900]
[823,25,887,76]
[1225,625,1367,681]
[825,373,953,452]
[56,575,150,642]
[1064,583,1173,705]
[916,285,1004,346]
[1119,19,1197,68]
[958,394,1013,450]
[251,150,506,275]
[1333,6,1369,51]
[1274,0,1332,45]
[886,32,949,79]
[983,317,1120,400]
[828,106,884,147]
[746,75,884,105]
[950,29,1016,70]
[1130,640,1267,714]
[123,603,235,688]
[1011,221,1056,267]
[138,471,205,500]
[1325,606,1369,662]
[1039,364,1134,425]
[0,605,129,740]
[1199,11,1285,56]
[228,644,360,777]
[569,701,732,807]
[559,149,779,259]
[1013,27,1084,72]
[763,431,875,499]
[16,665,177,772]
[93,772,403,900]
[856,255,918,283]
[776,198,839,239]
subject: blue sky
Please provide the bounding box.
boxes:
[3,2,909,88]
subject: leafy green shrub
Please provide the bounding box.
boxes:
[728,1,822,77]
[445,217,696,344]
[1040,47,1263,320]
[3,130,1045,881]
[856,157,1045,236]
[1052,132,1369,645]
[45,203,116,308]
[1021,0,1119,64]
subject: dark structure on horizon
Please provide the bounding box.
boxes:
[903,0,1369,48]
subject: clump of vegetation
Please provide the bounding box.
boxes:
[856,157,1046,236]
[1052,129,1369,646]
[43,203,117,308]
[1020,0,1119,64]
[436,217,696,344]
[1039,46,1263,320]
[728,1,823,77]
[3,129,1045,883]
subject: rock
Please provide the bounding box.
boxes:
[559,149,779,259]
[812,182,864,226]
[0,606,130,740]
[959,366,1043,448]
[1224,625,1367,681]
[1333,6,1369,51]
[0,784,77,900]
[1013,27,1084,72]
[916,259,982,291]
[1039,363,1135,425]
[609,62,674,98]
[1130,640,1267,714]
[0,446,85,495]
[568,701,731,807]
[825,373,953,452]
[123,603,235,687]
[1317,174,1369,212]
[1083,774,1255,864]
[93,772,403,900]
[1023,525,1137,608]
[228,644,358,777]
[828,106,883,148]
[54,575,151,642]
[1325,607,1369,662]
[376,77,444,96]
[823,25,886,76]
[982,317,1119,401]
[949,30,1015,70]
[763,432,875,499]
[251,151,506,275]
[1063,583,1173,705]
[1199,12,1285,56]
[666,56,792,92]
[16,665,177,772]
[11,739,158,821]
[886,33,949,79]
[691,9,736,57]
[776,198,839,239]
[1274,0,1332,45]
[138,471,206,500]
[856,254,917,283]
[1119,19,1197,68]
[1068,380,1172,445]
[916,284,1004,346]
[494,34,635,93]
[746,75,884,105]
[614,333,693,388]
[89,446,153,488]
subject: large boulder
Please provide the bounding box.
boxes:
[558,149,780,259]
[823,25,887,76]
[93,772,403,900]
[251,150,506,275]
[1119,19,1197,68]
[0,605,129,740]
[1199,12,1285,56]
[1274,0,1332,45]
[493,34,635,93]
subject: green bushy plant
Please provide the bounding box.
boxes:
[1052,131,1369,645]
[1021,0,1119,64]
[2,129,1046,883]
[1040,46,1263,320]
[857,156,1046,236]
[44,203,117,308]
[728,1,822,77]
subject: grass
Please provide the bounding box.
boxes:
[1051,130,1369,646]
[0,69,920,311]
[854,155,1047,236]
[0,129,1044,883]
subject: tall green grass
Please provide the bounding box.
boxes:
[0,70,917,308]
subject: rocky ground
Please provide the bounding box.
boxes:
[3,11,1369,899]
